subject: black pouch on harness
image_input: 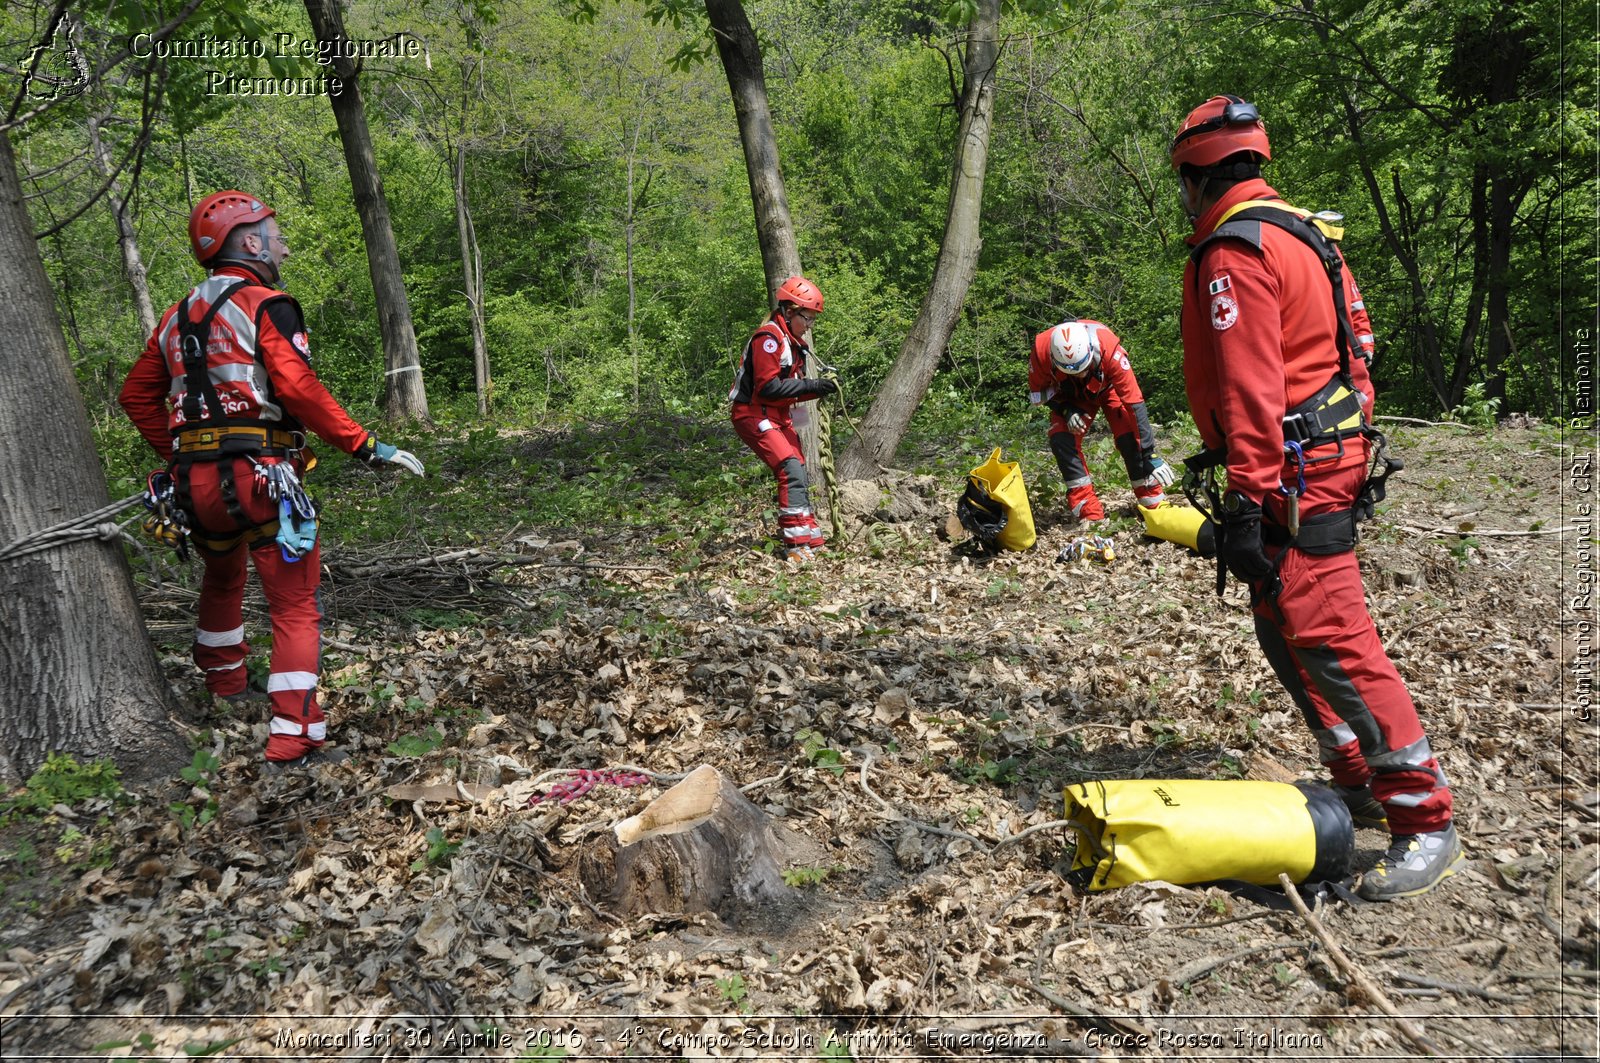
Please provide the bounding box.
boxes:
[956,479,1008,551]
[1354,429,1403,522]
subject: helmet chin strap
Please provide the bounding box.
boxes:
[1182,173,1211,224]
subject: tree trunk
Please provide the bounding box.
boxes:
[86,115,156,338]
[837,0,1000,480]
[0,132,185,786]
[703,0,818,466]
[578,765,794,924]
[304,0,429,423]
[452,146,489,417]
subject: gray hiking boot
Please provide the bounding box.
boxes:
[1358,823,1464,901]
[262,747,350,776]
[1335,783,1389,831]
[216,688,268,709]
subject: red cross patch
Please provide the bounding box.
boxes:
[1210,293,1239,331]
[762,337,778,353]
[292,331,311,355]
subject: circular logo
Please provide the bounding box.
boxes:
[1210,294,1239,331]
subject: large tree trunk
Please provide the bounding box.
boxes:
[704,0,818,466]
[304,0,429,423]
[452,146,489,417]
[837,0,1000,480]
[0,132,185,786]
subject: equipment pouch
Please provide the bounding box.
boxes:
[1063,779,1354,891]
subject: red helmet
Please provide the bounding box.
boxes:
[1170,95,1271,170]
[774,275,824,313]
[189,190,275,265]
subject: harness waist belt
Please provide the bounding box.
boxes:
[174,426,300,454]
[1263,508,1357,555]
[1282,377,1365,448]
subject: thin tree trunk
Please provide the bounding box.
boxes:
[625,123,639,409]
[703,0,818,466]
[86,115,156,338]
[304,0,429,422]
[0,131,185,785]
[452,146,489,416]
[837,0,1000,480]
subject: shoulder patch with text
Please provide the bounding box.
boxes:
[761,337,779,354]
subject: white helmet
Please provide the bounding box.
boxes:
[1048,322,1098,376]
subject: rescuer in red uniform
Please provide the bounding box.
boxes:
[729,275,838,562]
[120,191,424,770]
[1028,318,1175,520]
[1172,97,1460,899]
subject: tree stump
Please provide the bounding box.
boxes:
[579,766,794,924]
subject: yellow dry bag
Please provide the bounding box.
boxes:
[961,448,1036,551]
[1063,779,1353,891]
[1138,503,1216,557]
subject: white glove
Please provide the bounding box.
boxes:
[1149,458,1175,487]
[371,439,426,476]
[1065,411,1090,434]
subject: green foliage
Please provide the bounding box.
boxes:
[1450,382,1502,429]
[411,827,462,871]
[2,753,122,816]
[781,863,845,887]
[713,972,749,1012]
[171,746,222,832]
[388,728,448,757]
[796,729,846,776]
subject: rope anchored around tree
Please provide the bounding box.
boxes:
[0,492,145,564]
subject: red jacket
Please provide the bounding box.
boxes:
[1028,320,1147,437]
[728,314,816,424]
[120,266,369,460]
[1181,179,1377,514]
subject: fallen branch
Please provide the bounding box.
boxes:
[1154,941,1312,991]
[1001,973,1154,1043]
[1277,873,1442,1056]
[1372,415,1476,429]
[858,753,989,848]
[1390,970,1525,1003]
[1396,522,1582,539]
[992,818,1073,852]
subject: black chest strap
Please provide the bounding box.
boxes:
[177,281,248,425]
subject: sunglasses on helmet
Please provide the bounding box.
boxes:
[1171,97,1261,148]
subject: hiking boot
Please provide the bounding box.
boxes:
[1335,783,1389,831]
[263,747,350,776]
[1357,823,1464,901]
[216,688,268,709]
[785,545,816,564]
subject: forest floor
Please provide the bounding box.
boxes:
[0,415,1595,1061]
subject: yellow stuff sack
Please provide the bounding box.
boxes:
[967,447,1036,551]
[1138,503,1216,556]
[1063,779,1353,891]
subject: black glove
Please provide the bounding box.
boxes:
[1220,492,1274,583]
[808,377,840,397]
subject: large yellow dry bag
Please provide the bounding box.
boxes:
[961,448,1036,551]
[1138,503,1216,556]
[1063,779,1353,890]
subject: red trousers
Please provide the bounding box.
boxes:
[183,456,326,761]
[731,409,823,548]
[1253,470,1452,835]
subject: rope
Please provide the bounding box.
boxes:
[0,491,146,564]
[814,390,848,543]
